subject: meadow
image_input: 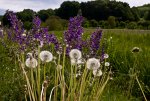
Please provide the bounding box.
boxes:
[0,12,150,101]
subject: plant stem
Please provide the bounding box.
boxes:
[136,76,147,101]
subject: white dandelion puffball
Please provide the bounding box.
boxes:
[86,58,100,70]
[27,52,33,58]
[69,49,82,60]
[105,62,110,67]
[39,51,53,62]
[104,54,109,59]
[25,58,38,68]
[93,69,102,76]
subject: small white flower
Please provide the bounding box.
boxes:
[104,54,109,59]
[93,69,102,76]
[86,58,100,70]
[39,51,53,62]
[69,49,82,60]
[25,58,38,68]
[105,62,110,67]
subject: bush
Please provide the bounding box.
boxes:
[119,21,126,28]
[108,16,116,28]
[127,22,137,29]
[90,19,99,27]
[23,21,32,30]
[44,16,63,31]
[83,19,90,28]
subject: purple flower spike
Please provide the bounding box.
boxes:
[33,16,41,29]
[64,15,84,53]
[89,29,102,55]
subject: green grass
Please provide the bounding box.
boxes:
[0,29,150,101]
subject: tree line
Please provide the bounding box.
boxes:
[1,0,150,30]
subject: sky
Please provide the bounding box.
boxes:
[0,0,150,14]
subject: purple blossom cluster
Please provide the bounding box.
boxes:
[64,16,84,52]
[64,15,103,55]
[7,11,26,49]
[2,11,103,56]
[31,17,60,50]
[5,11,60,51]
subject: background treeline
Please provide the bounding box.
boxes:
[1,0,150,30]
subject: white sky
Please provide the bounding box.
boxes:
[0,0,150,12]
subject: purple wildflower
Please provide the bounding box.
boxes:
[6,11,27,50]
[32,16,60,50]
[89,29,102,55]
[64,16,84,53]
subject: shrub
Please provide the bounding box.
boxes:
[44,16,63,31]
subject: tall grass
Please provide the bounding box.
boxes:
[0,29,150,101]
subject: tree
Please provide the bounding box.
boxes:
[56,1,80,19]
[131,7,140,21]
[90,19,99,27]
[17,9,36,22]
[144,10,150,20]
[37,9,55,22]
[2,12,11,27]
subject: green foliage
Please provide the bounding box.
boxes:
[144,10,150,20]
[127,22,137,29]
[56,1,80,19]
[90,19,99,27]
[37,9,55,22]
[2,13,10,27]
[17,9,35,22]
[23,21,32,30]
[83,19,90,28]
[119,21,126,28]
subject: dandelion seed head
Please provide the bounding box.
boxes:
[39,51,53,62]
[27,52,33,59]
[105,62,110,67]
[104,54,109,59]
[69,49,82,60]
[56,65,62,70]
[93,69,102,77]
[131,47,140,53]
[25,58,38,68]
[86,58,100,70]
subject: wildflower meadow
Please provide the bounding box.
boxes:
[0,11,150,101]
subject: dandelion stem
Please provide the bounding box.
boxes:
[136,76,147,101]
[61,47,66,101]
[37,46,41,99]
[49,84,61,101]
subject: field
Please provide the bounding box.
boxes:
[0,28,150,101]
[0,12,150,101]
